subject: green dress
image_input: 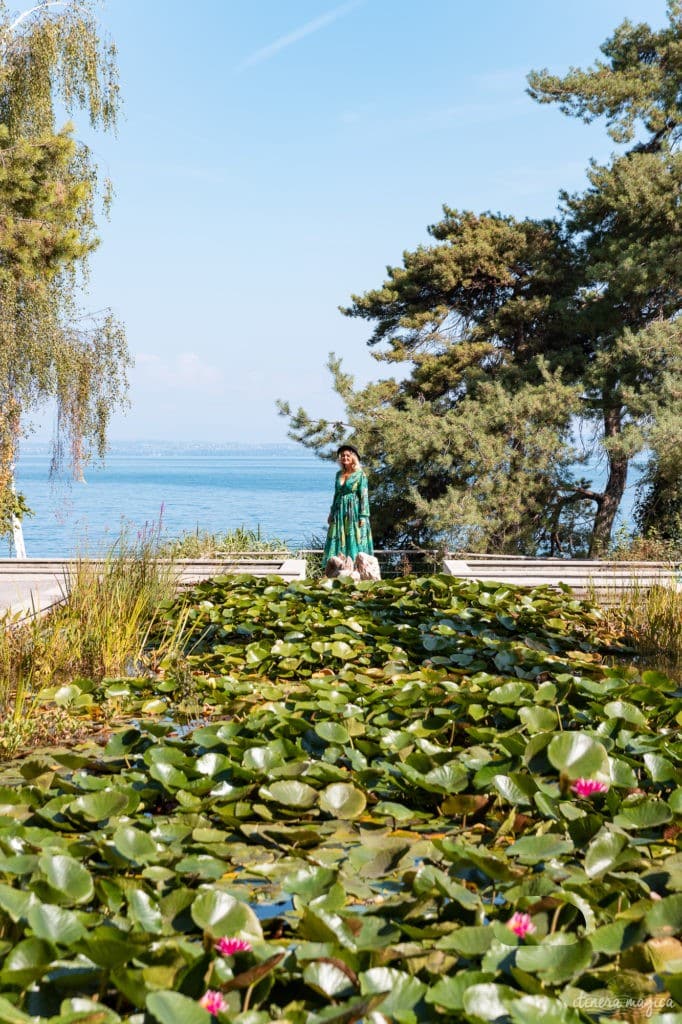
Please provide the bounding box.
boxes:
[323,469,374,562]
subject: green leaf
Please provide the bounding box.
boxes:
[191,890,263,942]
[547,733,609,779]
[78,925,142,968]
[438,926,494,956]
[516,938,593,983]
[305,994,391,1023]
[360,967,426,1018]
[463,983,521,1021]
[194,752,231,776]
[127,888,163,934]
[0,995,34,1023]
[642,670,675,689]
[646,895,682,937]
[519,707,558,732]
[603,701,648,727]
[242,746,280,771]
[315,722,350,745]
[614,799,673,830]
[113,825,159,864]
[508,994,582,1024]
[0,883,37,921]
[149,761,189,790]
[492,774,536,807]
[303,960,356,998]
[147,991,211,1024]
[260,780,318,808]
[319,783,366,819]
[68,790,130,822]
[425,971,495,1010]
[584,830,627,878]
[330,640,354,659]
[39,854,94,903]
[26,903,86,945]
[0,938,54,987]
[507,834,574,865]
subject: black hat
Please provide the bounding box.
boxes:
[337,443,360,459]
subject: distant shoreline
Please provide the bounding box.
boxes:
[19,440,317,457]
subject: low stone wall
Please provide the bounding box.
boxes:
[442,555,680,602]
[0,556,307,618]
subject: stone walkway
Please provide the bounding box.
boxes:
[0,562,67,619]
[0,557,308,619]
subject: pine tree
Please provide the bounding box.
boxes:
[529,0,682,552]
[280,2,682,555]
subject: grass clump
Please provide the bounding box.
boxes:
[601,580,682,674]
[0,525,176,756]
[608,527,681,562]
[160,524,288,558]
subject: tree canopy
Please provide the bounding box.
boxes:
[280,1,682,556]
[0,0,129,542]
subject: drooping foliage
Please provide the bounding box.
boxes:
[0,0,129,540]
[281,2,682,555]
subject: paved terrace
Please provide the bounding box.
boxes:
[0,552,678,618]
[0,555,307,619]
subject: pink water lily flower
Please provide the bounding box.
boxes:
[199,990,227,1015]
[506,912,536,939]
[215,936,252,956]
[571,778,609,798]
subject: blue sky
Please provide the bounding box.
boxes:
[61,0,671,442]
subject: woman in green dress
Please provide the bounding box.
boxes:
[323,444,374,563]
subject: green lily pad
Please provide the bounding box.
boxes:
[547,733,609,779]
[319,783,367,819]
[68,790,130,822]
[191,890,263,942]
[26,903,86,945]
[112,825,159,864]
[614,800,673,830]
[38,854,94,904]
[260,780,319,809]
[147,991,211,1024]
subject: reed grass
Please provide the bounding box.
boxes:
[0,524,177,756]
[160,525,287,558]
[600,580,682,675]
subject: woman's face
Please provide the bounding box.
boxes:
[339,450,357,472]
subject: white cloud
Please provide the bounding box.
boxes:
[235,0,364,72]
[134,352,226,394]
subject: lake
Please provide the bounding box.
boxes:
[11,442,640,558]
[13,444,333,557]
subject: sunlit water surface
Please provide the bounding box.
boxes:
[13,446,332,557]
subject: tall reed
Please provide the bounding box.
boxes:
[601,580,682,674]
[63,523,177,678]
[160,525,287,558]
[0,524,177,755]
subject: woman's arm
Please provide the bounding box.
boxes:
[328,471,340,524]
[359,472,370,519]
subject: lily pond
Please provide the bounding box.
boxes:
[2,573,682,1024]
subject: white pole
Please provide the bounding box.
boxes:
[9,467,26,559]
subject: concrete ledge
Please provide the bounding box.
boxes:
[442,557,680,602]
[0,579,66,620]
[0,556,308,616]
[174,557,307,584]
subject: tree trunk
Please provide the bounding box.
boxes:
[589,408,629,556]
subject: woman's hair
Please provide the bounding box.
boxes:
[338,448,360,471]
